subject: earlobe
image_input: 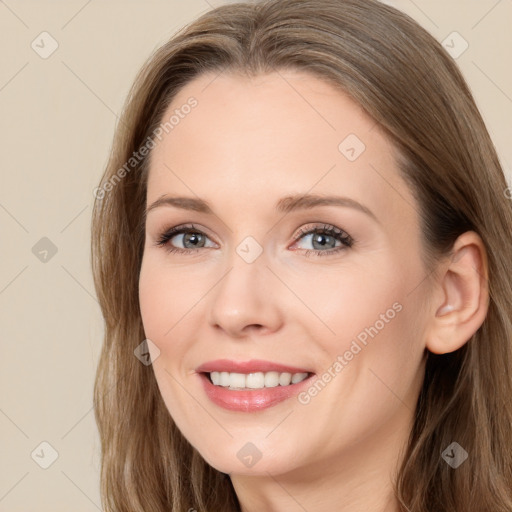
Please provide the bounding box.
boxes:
[425,231,489,355]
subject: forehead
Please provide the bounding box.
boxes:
[146,70,414,226]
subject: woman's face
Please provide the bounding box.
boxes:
[139,70,431,478]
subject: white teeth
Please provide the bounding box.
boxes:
[220,372,230,386]
[279,372,292,386]
[264,371,280,388]
[291,373,307,384]
[208,371,309,390]
[246,372,264,389]
[229,372,246,389]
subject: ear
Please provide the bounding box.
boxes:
[425,231,490,355]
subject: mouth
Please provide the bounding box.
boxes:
[195,359,316,411]
[196,367,316,411]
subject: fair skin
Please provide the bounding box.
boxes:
[138,70,489,512]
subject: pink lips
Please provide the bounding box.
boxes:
[195,359,315,412]
[195,358,312,374]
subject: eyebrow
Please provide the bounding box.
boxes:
[145,193,379,223]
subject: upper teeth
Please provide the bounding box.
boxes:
[209,371,309,390]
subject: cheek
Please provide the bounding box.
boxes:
[138,257,198,338]
[287,257,406,345]
[307,256,424,391]
[138,263,196,421]
[138,263,165,337]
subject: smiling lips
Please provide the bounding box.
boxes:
[195,359,315,411]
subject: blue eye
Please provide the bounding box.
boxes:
[292,224,353,257]
[155,224,214,254]
[155,223,354,257]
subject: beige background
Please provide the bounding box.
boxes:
[0,0,510,510]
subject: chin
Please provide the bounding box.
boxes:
[191,437,302,477]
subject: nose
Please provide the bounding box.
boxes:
[208,248,284,339]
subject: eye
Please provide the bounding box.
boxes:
[291,223,354,257]
[154,224,216,255]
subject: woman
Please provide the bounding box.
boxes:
[91,0,512,510]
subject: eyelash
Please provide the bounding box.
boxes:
[154,223,354,258]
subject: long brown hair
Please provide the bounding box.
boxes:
[91,0,512,510]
